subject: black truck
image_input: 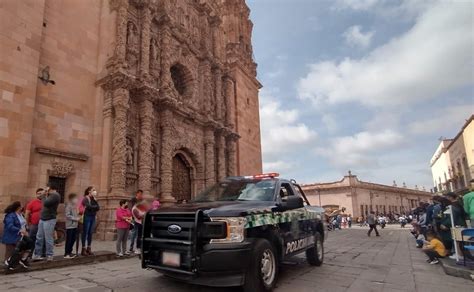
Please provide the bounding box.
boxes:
[141,173,327,291]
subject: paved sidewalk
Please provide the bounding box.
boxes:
[0,227,472,292]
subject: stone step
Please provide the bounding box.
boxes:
[2,251,139,275]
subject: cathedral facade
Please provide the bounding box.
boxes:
[0,0,262,238]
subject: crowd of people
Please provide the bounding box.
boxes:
[1,186,160,271]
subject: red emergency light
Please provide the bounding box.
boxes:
[251,173,280,179]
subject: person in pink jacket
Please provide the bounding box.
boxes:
[115,200,132,257]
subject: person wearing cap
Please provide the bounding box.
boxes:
[463,180,474,228]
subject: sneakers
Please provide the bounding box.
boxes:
[32,255,45,261]
[429,259,439,264]
[124,251,131,256]
[46,256,54,262]
[117,253,124,257]
[19,259,30,268]
[63,254,76,259]
[134,249,141,255]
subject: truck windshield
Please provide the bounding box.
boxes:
[193,179,276,202]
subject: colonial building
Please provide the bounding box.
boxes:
[0,0,262,238]
[302,172,433,218]
[430,115,473,194]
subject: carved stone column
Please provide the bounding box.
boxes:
[160,28,173,90]
[216,133,226,181]
[138,98,154,195]
[110,88,130,195]
[160,109,174,202]
[213,67,223,121]
[200,60,212,114]
[227,134,239,176]
[114,0,129,65]
[223,76,236,129]
[140,6,151,78]
[204,129,216,187]
[99,91,113,194]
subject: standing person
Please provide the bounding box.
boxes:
[25,188,44,248]
[151,198,161,211]
[132,201,147,255]
[81,186,100,256]
[347,215,352,228]
[64,193,80,258]
[129,189,143,253]
[462,181,474,228]
[422,231,447,264]
[33,186,61,261]
[115,200,132,257]
[367,211,380,237]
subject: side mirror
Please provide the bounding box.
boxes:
[278,196,304,211]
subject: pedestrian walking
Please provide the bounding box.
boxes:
[115,199,132,257]
[64,193,80,258]
[25,188,44,249]
[132,201,147,255]
[367,211,380,237]
[33,186,61,261]
[81,186,100,256]
[129,189,143,253]
[347,215,352,228]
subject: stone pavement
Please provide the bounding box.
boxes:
[0,226,472,292]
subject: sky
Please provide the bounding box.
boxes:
[246,0,473,189]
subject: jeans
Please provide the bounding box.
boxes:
[82,215,96,247]
[136,223,143,249]
[129,225,137,251]
[34,219,56,257]
[424,249,443,261]
[28,224,38,256]
[65,228,77,255]
[368,224,379,236]
[116,228,129,254]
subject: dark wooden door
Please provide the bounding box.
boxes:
[172,154,191,201]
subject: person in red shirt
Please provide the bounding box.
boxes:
[25,188,45,244]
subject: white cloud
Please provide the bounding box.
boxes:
[259,89,317,157]
[343,25,374,49]
[316,130,403,168]
[263,160,295,173]
[408,105,474,135]
[321,113,338,133]
[298,1,473,107]
[333,0,379,11]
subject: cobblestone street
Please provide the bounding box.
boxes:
[1,227,472,292]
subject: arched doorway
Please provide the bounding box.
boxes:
[172,153,192,201]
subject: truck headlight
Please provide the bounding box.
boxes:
[210,217,246,243]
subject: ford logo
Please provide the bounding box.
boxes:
[168,224,182,234]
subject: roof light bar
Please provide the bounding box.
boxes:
[251,172,280,179]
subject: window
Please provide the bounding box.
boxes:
[48,176,66,203]
[279,183,295,200]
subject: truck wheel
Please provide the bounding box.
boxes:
[243,239,278,292]
[306,232,324,266]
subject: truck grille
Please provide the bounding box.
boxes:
[142,210,209,274]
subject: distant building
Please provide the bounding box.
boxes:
[301,172,432,218]
[430,115,473,193]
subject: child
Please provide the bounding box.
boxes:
[422,231,447,264]
[65,193,80,258]
[116,199,132,257]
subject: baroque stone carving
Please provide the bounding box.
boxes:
[50,160,74,178]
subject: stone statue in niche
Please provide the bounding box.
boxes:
[150,38,159,70]
[126,137,134,170]
[126,21,139,49]
[126,21,139,73]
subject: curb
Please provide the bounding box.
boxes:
[439,258,474,281]
[2,251,139,275]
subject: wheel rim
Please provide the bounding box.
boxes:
[316,238,323,261]
[260,249,276,286]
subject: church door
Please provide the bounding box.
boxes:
[172,154,192,201]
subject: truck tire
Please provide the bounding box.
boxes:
[243,239,278,292]
[306,232,324,266]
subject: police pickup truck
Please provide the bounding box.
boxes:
[141,173,326,292]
